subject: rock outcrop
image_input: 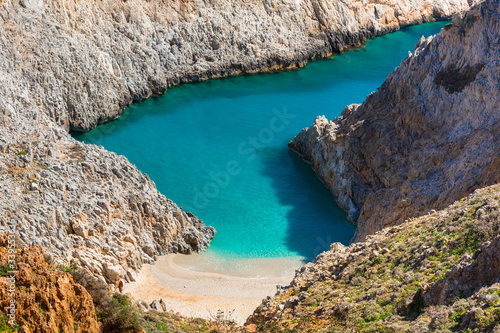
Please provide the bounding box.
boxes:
[0,103,215,287]
[0,235,101,333]
[247,184,500,332]
[290,0,500,241]
[0,0,473,132]
[0,0,474,284]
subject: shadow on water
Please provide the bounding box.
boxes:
[259,148,356,262]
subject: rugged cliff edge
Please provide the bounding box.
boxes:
[0,235,101,332]
[0,105,215,287]
[0,0,474,285]
[0,0,473,131]
[290,0,500,242]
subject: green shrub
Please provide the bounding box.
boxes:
[100,293,141,333]
[71,269,108,308]
[58,264,76,274]
[0,264,11,277]
[70,269,140,332]
[0,313,19,332]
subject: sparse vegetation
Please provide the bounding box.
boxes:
[70,269,109,308]
[100,293,141,333]
[69,267,224,332]
[0,263,11,277]
[58,264,77,274]
[209,309,238,333]
[0,314,19,332]
[248,185,500,332]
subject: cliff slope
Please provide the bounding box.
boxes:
[0,0,473,131]
[248,183,500,332]
[290,0,500,241]
[0,0,474,285]
[0,106,215,287]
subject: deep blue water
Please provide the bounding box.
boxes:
[74,22,447,262]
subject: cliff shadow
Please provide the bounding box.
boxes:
[259,147,355,262]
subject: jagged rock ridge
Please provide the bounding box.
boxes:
[290,0,500,241]
[0,105,215,287]
[0,0,473,131]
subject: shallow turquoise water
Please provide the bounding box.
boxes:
[74,22,447,262]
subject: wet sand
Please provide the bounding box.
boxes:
[123,252,304,325]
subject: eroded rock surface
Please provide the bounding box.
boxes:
[0,0,474,284]
[0,105,215,287]
[0,235,101,332]
[0,0,473,131]
[290,0,500,241]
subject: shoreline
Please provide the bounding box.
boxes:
[123,253,303,325]
[71,21,450,133]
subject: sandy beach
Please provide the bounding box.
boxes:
[123,252,303,325]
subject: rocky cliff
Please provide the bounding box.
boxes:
[0,106,215,287]
[0,0,473,131]
[248,183,500,332]
[290,0,500,241]
[0,0,474,285]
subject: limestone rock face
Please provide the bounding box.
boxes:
[0,0,472,131]
[0,106,215,286]
[0,0,473,285]
[290,0,500,242]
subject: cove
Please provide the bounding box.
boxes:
[74,22,447,269]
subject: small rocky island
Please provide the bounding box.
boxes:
[0,0,499,331]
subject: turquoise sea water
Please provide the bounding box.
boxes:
[74,22,447,263]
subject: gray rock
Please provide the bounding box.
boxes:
[149,299,167,312]
[289,0,500,241]
[104,264,126,283]
[0,110,215,286]
[0,0,475,287]
[0,0,473,132]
